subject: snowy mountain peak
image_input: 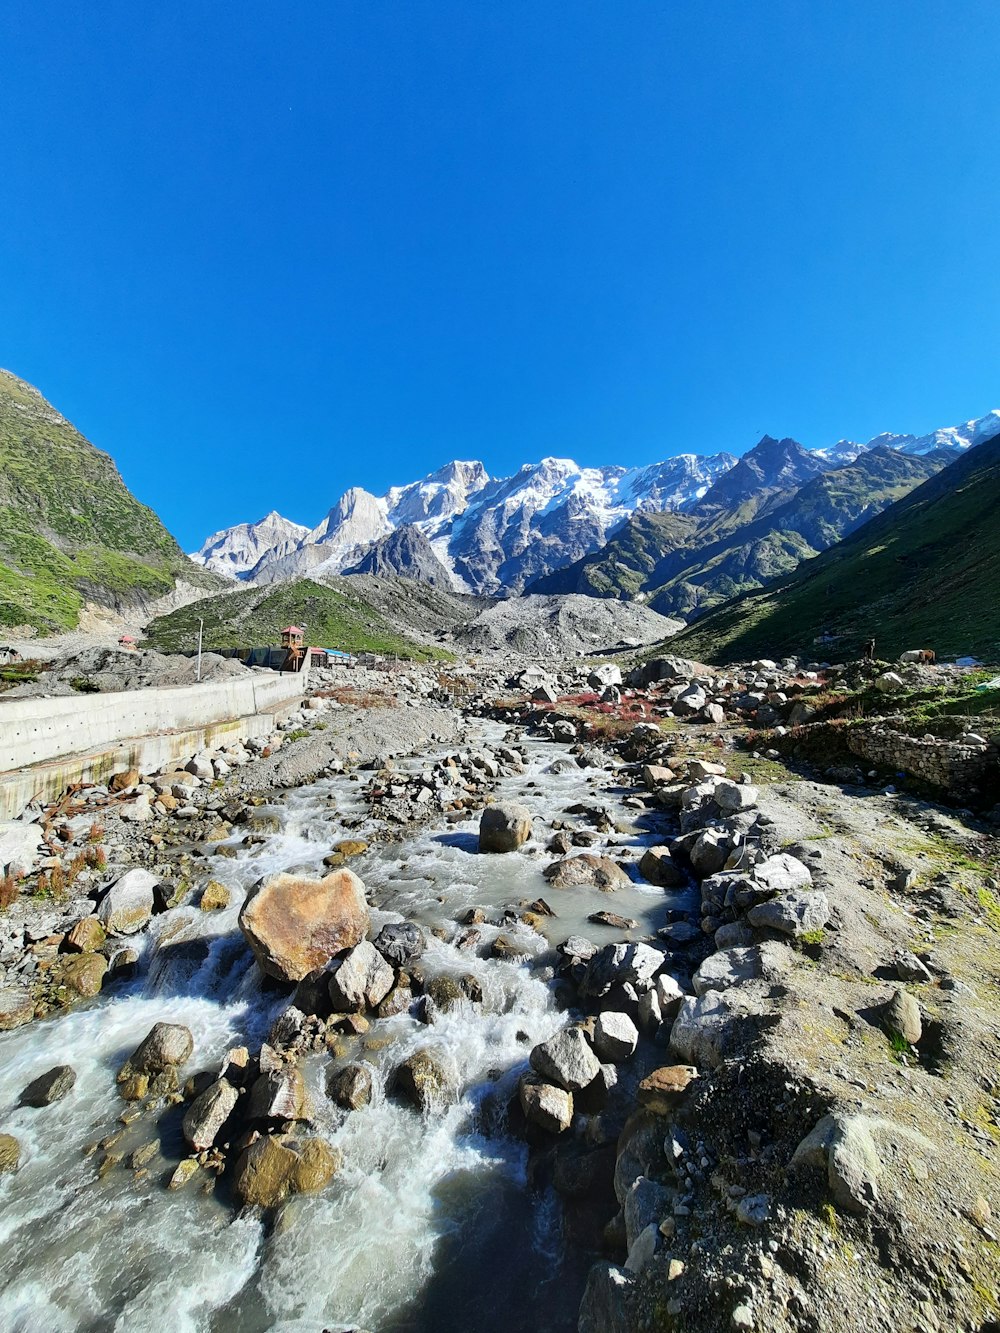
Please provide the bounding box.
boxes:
[191,510,310,580]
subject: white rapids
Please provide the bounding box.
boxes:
[0,724,684,1332]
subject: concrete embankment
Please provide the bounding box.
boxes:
[0,670,307,817]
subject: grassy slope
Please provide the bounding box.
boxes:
[144,578,455,661]
[667,431,1000,664]
[0,369,218,631]
[527,511,699,597]
[645,447,945,617]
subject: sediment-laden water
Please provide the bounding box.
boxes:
[0,726,682,1332]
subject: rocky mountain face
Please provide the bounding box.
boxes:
[192,408,997,601]
[191,511,310,580]
[671,419,1000,663]
[193,452,735,596]
[532,442,954,617]
[343,524,455,588]
[0,369,221,633]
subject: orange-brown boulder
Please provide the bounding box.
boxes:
[238,869,369,982]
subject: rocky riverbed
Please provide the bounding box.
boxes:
[0,653,998,1332]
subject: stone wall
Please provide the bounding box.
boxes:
[844,723,999,796]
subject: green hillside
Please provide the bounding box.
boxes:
[668,430,1000,664]
[144,578,454,661]
[529,445,946,619]
[0,369,219,632]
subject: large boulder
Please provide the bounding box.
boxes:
[98,868,158,935]
[59,953,108,998]
[125,1021,193,1072]
[479,802,533,853]
[19,1065,76,1108]
[638,847,686,888]
[636,1065,699,1114]
[65,916,107,953]
[746,890,829,937]
[328,940,395,1012]
[529,1026,601,1092]
[0,1134,20,1173]
[579,942,665,999]
[792,1113,882,1214]
[543,855,630,890]
[183,1078,239,1150]
[239,868,370,982]
[753,854,812,895]
[588,663,622,690]
[233,1134,340,1208]
[326,1063,373,1110]
[881,988,922,1045]
[593,1012,639,1064]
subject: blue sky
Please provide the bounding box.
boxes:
[2,1,998,548]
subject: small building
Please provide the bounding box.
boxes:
[118,635,137,652]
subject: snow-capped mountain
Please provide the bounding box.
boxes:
[190,409,999,595]
[191,511,310,580]
[815,409,1000,465]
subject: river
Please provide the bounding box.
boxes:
[0,725,682,1332]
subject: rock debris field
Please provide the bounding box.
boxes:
[0,650,997,1333]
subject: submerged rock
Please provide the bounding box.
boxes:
[19,1065,76,1108]
[239,868,370,982]
[543,855,630,891]
[0,1133,20,1173]
[232,1134,340,1208]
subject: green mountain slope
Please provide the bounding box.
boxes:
[143,578,455,661]
[529,443,947,619]
[667,429,1000,664]
[0,369,219,632]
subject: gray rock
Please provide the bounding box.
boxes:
[529,1026,601,1092]
[19,1065,76,1108]
[519,1076,573,1133]
[690,830,731,878]
[393,1047,457,1112]
[638,847,686,887]
[98,868,158,935]
[893,951,932,983]
[543,854,630,890]
[624,1175,673,1249]
[735,1192,771,1225]
[0,821,44,876]
[746,890,829,937]
[753,853,812,895]
[713,780,759,814]
[588,663,622,689]
[881,987,922,1044]
[479,802,533,853]
[580,942,664,998]
[372,922,426,967]
[624,1222,659,1274]
[248,1066,312,1122]
[183,1078,239,1150]
[578,1263,633,1333]
[692,947,762,996]
[328,940,395,1012]
[792,1113,881,1214]
[0,986,34,1032]
[593,1011,639,1063]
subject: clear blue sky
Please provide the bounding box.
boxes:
[2,1,998,548]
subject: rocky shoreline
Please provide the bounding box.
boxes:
[0,653,998,1332]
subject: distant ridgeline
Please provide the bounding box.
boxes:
[0,369,220,633]
[667,424,1000,664]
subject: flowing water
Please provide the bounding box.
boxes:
[0,725,683,1332]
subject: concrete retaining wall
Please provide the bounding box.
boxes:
[0,670,307,772]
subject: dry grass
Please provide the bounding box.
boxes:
[0,872,22,909]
